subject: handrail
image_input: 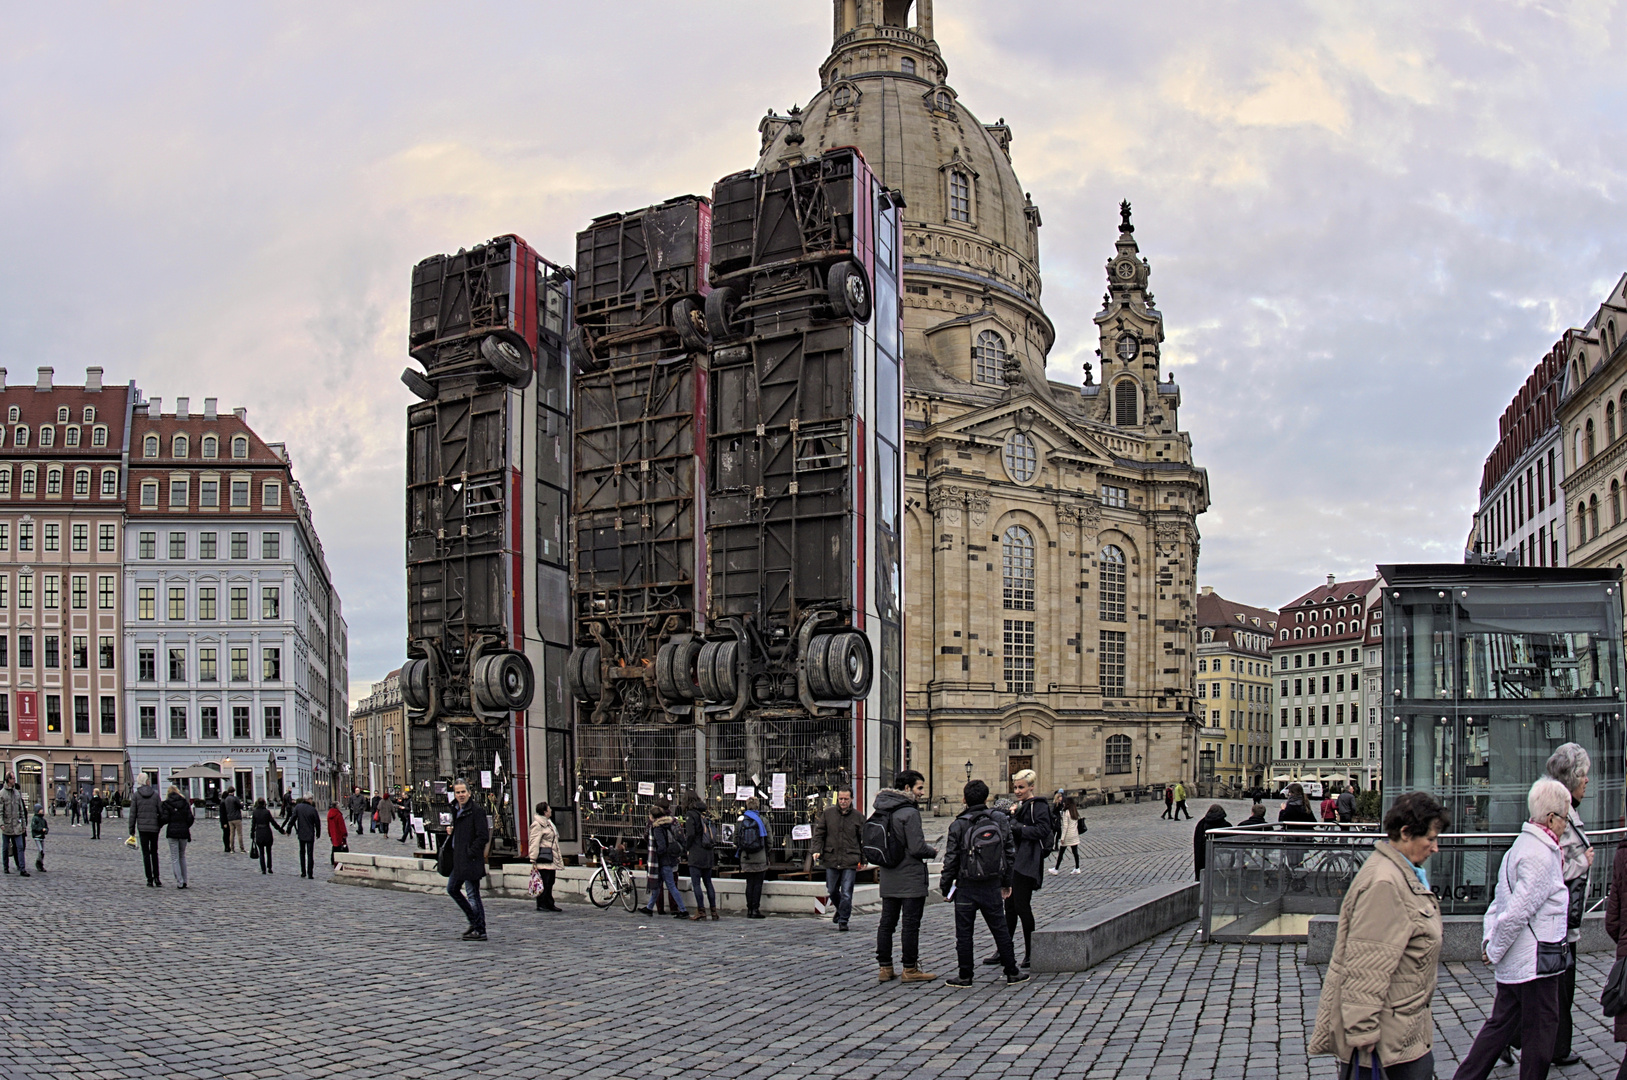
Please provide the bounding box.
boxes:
[1209,825,1627,842]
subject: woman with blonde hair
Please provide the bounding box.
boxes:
[984,768,1052,969]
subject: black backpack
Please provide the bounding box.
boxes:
[959,811,1007,883]
[694,815,717,851]
[862,808,907,868]
[735,814,764,854]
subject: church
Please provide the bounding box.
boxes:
[753,0,1210,800]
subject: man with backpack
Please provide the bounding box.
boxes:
[736,797,771,918]
[870,770,937,984]
[813,788,864,931]
[939,779,1026,987]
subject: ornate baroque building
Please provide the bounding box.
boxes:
[755,0,1209,797]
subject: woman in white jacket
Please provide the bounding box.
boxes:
[1453,777,1572,1080]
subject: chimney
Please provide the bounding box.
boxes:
[149,397,162,416]
[176,397,190,418]
[203,397,217,420]
[0,368,7,392]
[1200,585,1214,596]
[1327,573,1336,587]
[233,407,247,421]
[85,366,102,392]
[35,367,52,392]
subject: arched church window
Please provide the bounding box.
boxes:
[1003,431,1037,483]
[1609,402,1617,444]
[1002,526,1035,610]
[1586,419,1596,460]
[900,57,916,76]
[1099,545,1126,623]
[1104,734,1131,774]
[948,171,970,223]
[1611,480,1621,527]
[973,329,1005,385]
[1114,379,1138,426]
[1590,495,1600,539]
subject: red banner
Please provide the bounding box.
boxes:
[16,691,37,741]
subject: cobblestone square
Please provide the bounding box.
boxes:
[4,801,1621,1079]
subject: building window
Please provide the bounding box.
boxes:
[168,647,185,680]
[101,469,116,496]
[1099,629,1126,695]
[199,648,217,681]
[230,647,248,681]
[998,527,1037,611]
[168,588,185,620]
[263,647,281,681]
[140,706,157,740]
[262,531,280,559]
[99,636,113,669]
[39,426,54,449]
[137,648,155,681]
[144,434,158,458]
[1002,431,1037,482]
[98,576,114,610]
[199,587,216,620]
[231,480,249,507]
[1105,733,1131,774]
[231,532,248,559]
[173,435,188,458]
[948,170,970,222]
[0,468,9,496]
[1114,380,1138,426]
[100,697,116,734]
[900,56,915,75]
[202,435,217,459]
[138,587,155,620]
[973,329,1006,385]
[200,531,217,559]
[169,706,186,740]
[232,436,248,459]
[169,532,185,559]
[92,425,107,447]
[1101,485,1128,509]
[169,478,188,507]
[70,576,86,610]
[264,706,283,739]
[1099,545,1127,622]
[12,427,25,449]
[16,575,30,611]
[262,481,281,508]
[140,481,158,507]
[262,586,280,620]
[71,523,86,551]
[232,706,250,739]
[1002,620,1035,695]
[43,524,58,552]
[200,480,218,508]
[64,426,79,447]
[230,587,248,620]
[42,577,57,611]
[200,706,219,740]
[19,468,33,495]
[73,469,89,496]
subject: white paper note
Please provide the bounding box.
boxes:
[637,781,655,796]
[723,773,737,794]
[791,824,812,841]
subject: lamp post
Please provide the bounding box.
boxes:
[1135,754,1143,804]
[964,760,974,782]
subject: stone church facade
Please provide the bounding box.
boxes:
[754,0,1209,799]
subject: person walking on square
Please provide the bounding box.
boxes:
[395,788,412,843]
[1161,785,1174,820]
[250,797,279,874]
[986,768,1051,969]
[218,788,242,853]
[1193,803,1232,882]
[639,801,689,919]
[1337,787,1357,824]
[941,779,1026,987]
[528,801,562,913]
[1542,743,1593,1068]
[29,804,48,873]
[1,775,29,876]
[1309,791,1450,1080]
[88,787,105,840]
[737,797,770,919]
[813,787,864,931]
[326,798,348,866]
[874,770,937,984]
[162,785,194,888]
[68,791,80,827]
[446,779,490,941]
[1049,796,1081,875]
[129,778,164,886]
[376,789,395,837]
[290,794,321,879]
[1451,778,1572,1080]
[1173,780,1191,820]
[681,792,718,922]
[347,786,365,834]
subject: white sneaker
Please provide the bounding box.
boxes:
[1070,868,1082,875]
[1046,868,1058,875]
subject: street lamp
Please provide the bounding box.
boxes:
[964,760,974,782]
[1135,754,1143,804]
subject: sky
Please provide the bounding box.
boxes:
[2,1,1624,702]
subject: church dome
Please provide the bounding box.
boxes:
[756,0,1055,394]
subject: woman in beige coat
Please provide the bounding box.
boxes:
[1309,790,1451,1080]
[528,802,563,912]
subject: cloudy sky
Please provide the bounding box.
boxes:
[3,1,1624,698]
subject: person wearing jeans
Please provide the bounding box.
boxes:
[682,793,718,921]
[874,770,937,983]
[640,801,689,919]
[445,780,490,941]
[813,788,864,930]
[290,794,321,879]
[161,786,195,889]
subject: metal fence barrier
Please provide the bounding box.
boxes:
[1200,824,1625,943]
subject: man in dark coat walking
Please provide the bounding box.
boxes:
[291,795,322,879]
[812,788,865,931]
[129,780,164,886]
[446,779,491,941]
[88,788,106,840]
[218,788,243,853]
[347,786,366,833]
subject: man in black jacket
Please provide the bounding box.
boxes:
[446,779,491,941]
[812,788,864,931]
[291,795,322,879]
[874,770,937,984]
[939,779,1025,987]
[219,789,243,853]
[129,780,164,887]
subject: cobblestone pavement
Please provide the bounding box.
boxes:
[7,808,1622,1079]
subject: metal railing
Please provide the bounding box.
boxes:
[1200,824,1625,943]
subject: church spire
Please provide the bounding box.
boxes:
[826,0,945,85]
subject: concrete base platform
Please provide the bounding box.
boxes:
[330,852,882,916]
[1029,880,1200,972]
[1307,910,1613,964]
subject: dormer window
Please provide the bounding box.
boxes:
[38,426,53,448]
[830,84,853,110]
[7,407,17,424]
[173,435,188,458]
[232,436,248,459]
[933,89,953,113]
[14,426,27,448]
[973,329,1006,385]
[202,435,218,459]
[82,407,94,423]
[91,425,107,447]
[64,426,79,447]
[948,171,970,222]
[56,407,68,423]
[143,434,159,458]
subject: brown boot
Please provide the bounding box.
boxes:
[878,965,896,982]
[689,911,706,921]
[900,966,938,983]
[709,908,719,921]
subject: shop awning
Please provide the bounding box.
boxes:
[169,763,223,779]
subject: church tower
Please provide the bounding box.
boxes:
[754,2,1209,799]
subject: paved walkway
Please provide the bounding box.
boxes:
[5,806,1622,1079]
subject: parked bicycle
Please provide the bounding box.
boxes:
[585,836,640,912]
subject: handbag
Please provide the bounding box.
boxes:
[1602,956,1627,1016]
[528,867,546,897]
[436,837,454,877]
[535,847,554,866]
[1536,939,1569,977]
[249,840,260,859]
[1339,1048,1383,1080]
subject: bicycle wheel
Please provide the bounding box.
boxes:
[586,866,615,909]
[618,868,640,913]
